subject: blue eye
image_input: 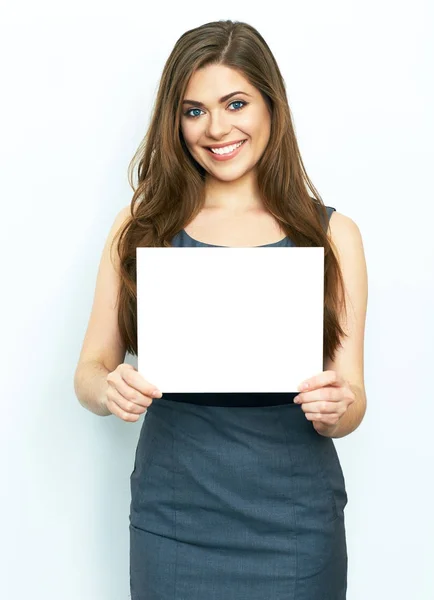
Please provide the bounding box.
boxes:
[228,100,246,111]
[183,100,247,119]
[185,108,204,118]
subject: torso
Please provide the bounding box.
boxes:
[183,208,287,247]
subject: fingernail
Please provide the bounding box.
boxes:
[152,389,162,398]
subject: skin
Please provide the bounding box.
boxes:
[294,370,357,437]
[179,64,368,439]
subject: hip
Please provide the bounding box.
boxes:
[130,396,348,527]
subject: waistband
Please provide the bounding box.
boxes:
[160,392,297,407]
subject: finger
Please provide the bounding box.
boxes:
[107,374,155,409]
[297,370,343,392]
[295,387,342,404]
[305,412,337,425]
[107,386,150,417]
[300,400,340,416]
[121,367,162,398]
[105,391,142,422]
[305,413,322,421]
[107,400,141,422]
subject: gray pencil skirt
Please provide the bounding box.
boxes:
[129,394,348,599]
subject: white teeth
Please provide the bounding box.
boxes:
[209,140,245,155]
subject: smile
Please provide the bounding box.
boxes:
[205,139,247,161]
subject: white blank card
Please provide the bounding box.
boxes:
[136,247,324,393]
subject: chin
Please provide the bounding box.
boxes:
[207,168,250,182]
[206,159,254,178]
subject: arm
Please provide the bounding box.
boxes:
[74,360,111,417]
[73,204,130,416]
[320,211,368,438]
[323,382,367,438]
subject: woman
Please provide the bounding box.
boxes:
[74,19,368,600]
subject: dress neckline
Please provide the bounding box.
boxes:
[182,229,288,248]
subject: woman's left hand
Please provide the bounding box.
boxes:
[294,370,356,436]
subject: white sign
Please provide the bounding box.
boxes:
[136,247,324,393]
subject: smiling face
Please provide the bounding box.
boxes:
[180,64,271,183]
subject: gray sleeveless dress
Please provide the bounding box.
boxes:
[129,205,348,599]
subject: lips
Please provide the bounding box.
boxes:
[204,139,247,161]
[205,139,247,150]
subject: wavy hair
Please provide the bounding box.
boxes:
[113,19,348,363]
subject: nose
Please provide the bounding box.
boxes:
[205,110,231,140]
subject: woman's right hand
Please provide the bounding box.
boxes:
[103,363,163,422]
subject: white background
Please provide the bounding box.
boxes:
[1,1,433,598]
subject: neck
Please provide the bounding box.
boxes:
[204,172,264,213]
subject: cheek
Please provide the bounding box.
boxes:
[180,122,193,148]
[254,119,271,149]
[180,120,202,146]
[239,111,270,142]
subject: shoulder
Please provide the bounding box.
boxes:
[110,204,133,240]
[327,209,363,249]
[327,210,368,306]
[107,204,133,266]
[312,201,365,265]
[117,203,132,224]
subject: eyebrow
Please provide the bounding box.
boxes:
[182,91,252,107]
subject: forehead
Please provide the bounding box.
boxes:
[183,64,255,99]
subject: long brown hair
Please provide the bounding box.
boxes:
[113,19,348,363]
